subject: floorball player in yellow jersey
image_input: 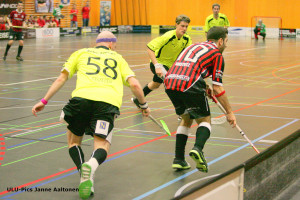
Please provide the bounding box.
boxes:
[131,15,192,108]
[32,31,150,199]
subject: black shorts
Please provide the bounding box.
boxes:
[8,29,24,41]
[60,97,120,141]
[150,62,169,83]
[166,89,210,119]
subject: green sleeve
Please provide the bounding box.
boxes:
[224,15,230,27]
[147,31,172,52]
[118,56,135,86]
[204,16,210,32]
[62,50,82,79]
[59,5,64,9]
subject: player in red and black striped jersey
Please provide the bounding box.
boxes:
[3,1,26,61]
[164,27,236,172]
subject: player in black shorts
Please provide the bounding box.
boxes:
[164,27,236,172]
[3,1,26,61]
[32,31,150,199]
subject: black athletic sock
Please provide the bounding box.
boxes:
[195,126,211,151]
[4,44,11,56]
[143,84,152,97]
[175,134,188,160]
[17,45,23,57]
[91,148,107,165]
[69,145,85,171]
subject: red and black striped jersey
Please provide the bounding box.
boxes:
[164,41,224,93]
[9,10,26,32]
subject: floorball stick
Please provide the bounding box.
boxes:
[149,115,171,136]
[211,95,260,154]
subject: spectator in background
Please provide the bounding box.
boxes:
[53,16,60,27]
[27,15,33,25]
[53,3,64,24]
[204,3,230,37]
[48,16,57,27]
[254,19,266,40]
[0,16,8,30]
[70,4,78,28]
[82,2,90,27]
[37,16,46,27]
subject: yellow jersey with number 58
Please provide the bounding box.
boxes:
[62,46,135,108]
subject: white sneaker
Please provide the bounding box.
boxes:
[79,163,94,199]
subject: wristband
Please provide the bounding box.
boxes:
[215,90,225,98]
[41,98,48,105]
[139,102,148,109]
[154,63,163,69]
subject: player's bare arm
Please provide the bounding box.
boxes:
[212,84,236,127]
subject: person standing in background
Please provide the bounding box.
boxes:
[3,1,26,61]
[53,3,64,24]
[204,3,230,37]
[82,2,90,27]
[70,4,78,28]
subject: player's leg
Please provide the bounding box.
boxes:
[185,92,211,173]
[16,37,24,61]
[261,32,266,40]
[67,129,84,172]
[79,102,117,199]
[254,28,259,40]
[165,89,191,170]
[172,113,193,170]
[3,30,14,60]
[131,63,165,108]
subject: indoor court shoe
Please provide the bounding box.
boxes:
[16,56,23,61]
[172,158,191,170]
[131,97,141,109]
[79,163,94,199]
[3,55,6,61]
[189,146,208,173]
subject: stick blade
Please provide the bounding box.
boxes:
[160,120,171,136]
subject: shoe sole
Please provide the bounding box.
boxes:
[79,163,93,199]
[189,150,208,173]
[79,180,93,199]
[172,163,191,170]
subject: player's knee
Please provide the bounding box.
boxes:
[198,122,211,132]
[176,125,190,136]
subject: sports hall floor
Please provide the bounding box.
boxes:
[0,33,299,200]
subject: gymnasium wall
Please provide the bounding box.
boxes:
[24,0,87,28]
[89,0,300,29]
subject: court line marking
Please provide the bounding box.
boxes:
[174,174,220,197]
[132,119,299,200]
[0,63,147,86]
[0,46,268,86]
[0,150,138,198]
[0,79,298,196]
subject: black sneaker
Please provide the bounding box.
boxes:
[172,158,191,170]
[3,55,6,61]
[16,56,23,61]
[189,146,208,173]
[131,97,140,109]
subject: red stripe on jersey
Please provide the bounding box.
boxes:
[165,41,224,92]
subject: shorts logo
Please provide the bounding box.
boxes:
[99,122,106,129]
[95,120,109,136]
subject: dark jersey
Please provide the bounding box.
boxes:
[164,41,224,94]
[10,10,26,32]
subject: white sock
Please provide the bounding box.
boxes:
[86,157,99,173]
